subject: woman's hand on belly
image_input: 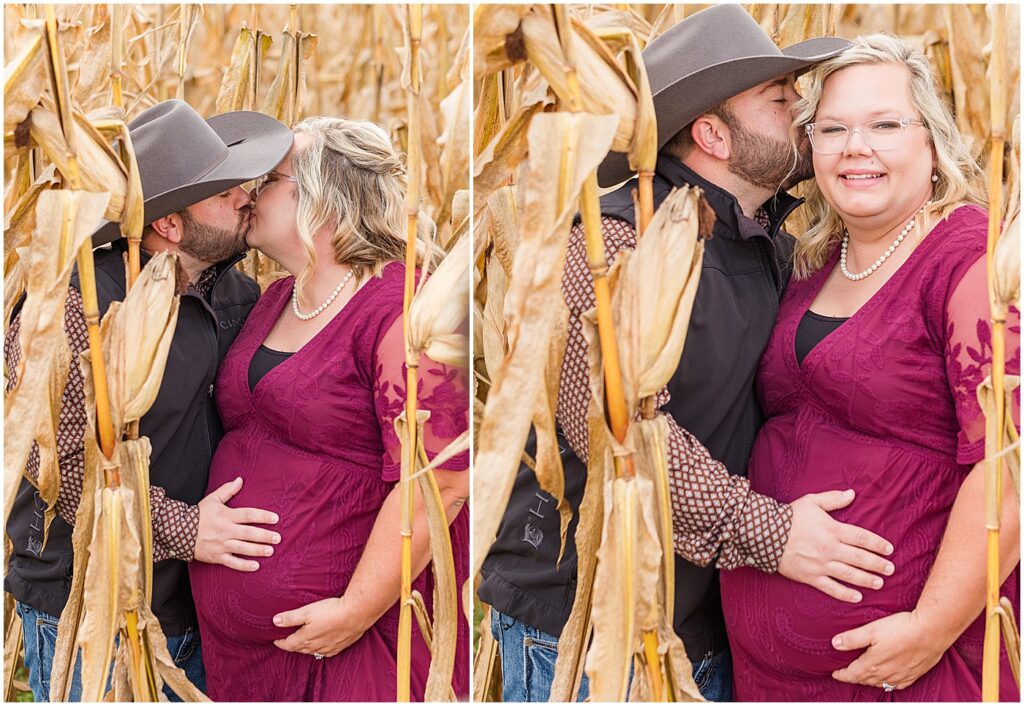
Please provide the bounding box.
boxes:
[831,610,944,691]
[271,595,374,658]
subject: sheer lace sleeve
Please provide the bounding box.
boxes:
[944,254,1022,466]
[373,313,470,483]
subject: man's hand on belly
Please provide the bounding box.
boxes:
[194,477,281,571]
[778,489,896,603]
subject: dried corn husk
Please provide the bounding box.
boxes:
[260,29,317,126]
[4,594,22,703]
[472,110,619,580]
[612,187,705,409]
[473,4,531,80]
[50,384,102,703]
[436,30,471,238]
[408,232,469,368]
[472,97,549,218]
[4,30,46,131]
[27,100,126,220]
[215,28,270,112]
[519,6,636,153]
[76,481,137,701]
[977,375,1021,497]
[96,251,179,435]
[993,211,1020,310]
[71,5,113,109]
[472,605,502,702]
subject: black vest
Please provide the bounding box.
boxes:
[6,241,259,635]
[479,156,801,661]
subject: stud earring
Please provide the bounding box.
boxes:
[931,173,939,183]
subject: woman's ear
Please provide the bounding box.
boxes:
[691,115,731,161]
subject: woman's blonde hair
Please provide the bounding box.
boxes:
[790,33,986,279]
[290,116,442,292]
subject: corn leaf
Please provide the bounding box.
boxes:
[472,111,618,580]
[4,190,109,530]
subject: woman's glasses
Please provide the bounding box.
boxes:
[804,117,926,154]
[252,170,298,198]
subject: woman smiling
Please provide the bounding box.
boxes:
[719,34,1020,701]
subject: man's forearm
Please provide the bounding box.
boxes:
[665,420,792,572]
[914,461,1019,646]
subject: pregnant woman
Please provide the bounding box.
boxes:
[189,117,470,701]
[720,35,1020,701]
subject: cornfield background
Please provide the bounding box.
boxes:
[4,3,470,290]
[472,3,1020,702]
[4,3,469,702]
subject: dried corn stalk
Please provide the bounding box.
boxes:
[396,4,471,701]
[981,5,1020,698]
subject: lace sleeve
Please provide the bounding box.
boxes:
[944,254,1022,466]
[373,313,470,483]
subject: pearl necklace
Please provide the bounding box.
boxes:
[291,270,354,320]
[840,202,931,281]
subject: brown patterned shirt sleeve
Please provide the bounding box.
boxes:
[556,216,793,573]
[4,285,199,563]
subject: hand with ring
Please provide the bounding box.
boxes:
[272,596,372,659]
[831,610,948,691]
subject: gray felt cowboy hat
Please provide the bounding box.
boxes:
[92,99,293,245]
[597,4,851,187]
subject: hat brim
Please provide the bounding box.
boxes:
[597,37,850,188]
[92,111,293,246]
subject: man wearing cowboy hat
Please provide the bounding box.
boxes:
[479,6,897,701]
[5,100,292,701]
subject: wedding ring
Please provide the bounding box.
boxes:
[313,652,325,660]
[882,682,895,693]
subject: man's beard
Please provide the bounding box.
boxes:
[727,120,814,193]
[178,208,249,264]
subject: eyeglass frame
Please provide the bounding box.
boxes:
[252,170,298,198]
[803,116,927,155]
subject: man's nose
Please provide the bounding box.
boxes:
[230,185,253,209]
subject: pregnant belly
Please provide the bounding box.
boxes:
[189,431,390,644]
[721,565,916,678]
[722,418,967,678]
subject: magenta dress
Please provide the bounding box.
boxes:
[720,205,1021,701]
[189,262,469,701]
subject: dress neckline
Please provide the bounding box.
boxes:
[245,261,400,399]
[788,205,978,376]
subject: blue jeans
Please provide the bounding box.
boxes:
[492,609,733,702]
[692,647,733,702]
[491,609,589,702]
[16,601,206,701]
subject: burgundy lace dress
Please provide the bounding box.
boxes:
[189,262,469,701]
[720,205,1021,701]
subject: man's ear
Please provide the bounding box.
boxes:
[149,213,183,245]
[691,115,731,161]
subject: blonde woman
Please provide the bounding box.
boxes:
[719,35,1020,700]
[188,117,469,701]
